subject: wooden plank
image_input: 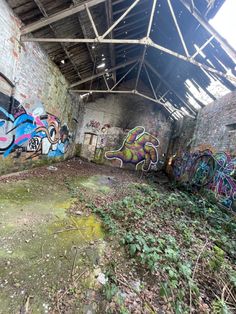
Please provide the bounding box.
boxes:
[179,0,236,60]
[21,0,106,35]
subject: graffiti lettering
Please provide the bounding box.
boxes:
[105,126,159,171]
[172,150,236,212]
[0,92,71,159]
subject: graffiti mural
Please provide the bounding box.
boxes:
[210,152,236,210]
[105,126,159,171]
[0,92,71,159]
[172,150,236,212]
[85,119,101,133]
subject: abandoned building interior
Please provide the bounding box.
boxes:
[0,0,236,312]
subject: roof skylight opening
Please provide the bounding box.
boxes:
[209,0,236,50]
[97,62,106,69]
[80,93,90,99]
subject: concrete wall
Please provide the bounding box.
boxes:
[76,94,173,170]
[192,91,236,155]
[0,0,81,174]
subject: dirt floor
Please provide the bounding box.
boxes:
[0,159,144,313]
[0,158,235,314]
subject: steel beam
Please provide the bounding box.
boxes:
[167,0,189,57]
[179,0,236,60]
[143,63,157,99]
[70,58,138,88]
[145,60,197,115]
[21,36,236,83]
[72,0,95,64]
[149,41,236,83]
[191,35,214,59]
[71,89,134,94]
[135,48,146,90]
[135,0,158,91]
[71,88,177,117]
[21,37,141,44]
[106,0,116,82]
[135,91,170,112]
[21,0,106,35]
[85,4,99,38]
[101,0,141,39]
[103,75,110,90]
[147,0,158,37]
[33,0,82,79]
[111,61,138,90]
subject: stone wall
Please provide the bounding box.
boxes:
[168,90,236,158]
[76,93,173,171]
[168,116,197,156]
[169,91,236,212]
[192,91,236,155]
[0,0,81,174]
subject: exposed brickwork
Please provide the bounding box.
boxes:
[0,0,81,174]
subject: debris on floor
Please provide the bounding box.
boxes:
[0,159,235,313]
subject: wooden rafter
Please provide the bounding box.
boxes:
[21,0,107,35]
[33,0,82,79]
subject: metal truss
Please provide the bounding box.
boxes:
[21,0,236,119]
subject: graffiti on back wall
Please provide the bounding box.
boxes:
[105,126,159,171]
[0,92,71,159]
[172,150,236,212]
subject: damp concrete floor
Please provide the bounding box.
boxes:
[0,159,141,314]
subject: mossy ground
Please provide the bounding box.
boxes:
[0,168,113,313]
[2,160,233,314]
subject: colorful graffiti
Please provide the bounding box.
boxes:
[85,119,101,133]
[0,92,70,159]
[172,150,236,212]
[105,126,159,171]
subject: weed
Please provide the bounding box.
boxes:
[212,299,233,314]
[209,245,226,271]
[90,182,236,313]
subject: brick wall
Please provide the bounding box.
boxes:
[77,93,173,170]
[0,0,81,175]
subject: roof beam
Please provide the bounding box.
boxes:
[179,0,236,61]
[101,0,141,39]
[21,35,236,83]
[33,0,81,79]
[135,0,157,90]
[111,61,138,91]
[70,58,138,88]
[106,0,116,82]
[72,0,95,65]
[21,0,106,35]
[70,88,175,117]
[143,63,157,99]
[191,35,214,59]
[167,0,189,57]
[71,89,132,94]
[145,60,197,115]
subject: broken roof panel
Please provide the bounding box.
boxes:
[7,0,236,119]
